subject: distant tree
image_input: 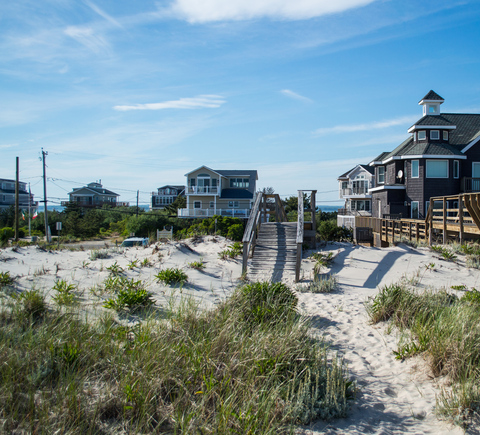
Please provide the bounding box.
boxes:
[165,196,186,215]
[259,187,275,195]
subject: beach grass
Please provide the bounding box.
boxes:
[367,282,480,427]
[0,279,352,433]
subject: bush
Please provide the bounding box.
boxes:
[317,220,352,242]
[155,268,188,285]
[15,289,47,320]
[234,281,298,327]
[52,280,79,306]
[227,223,244,241]
[298,275,338,293]
[0,227,14,242]
[103,279,155,311]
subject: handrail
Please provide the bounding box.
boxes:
[295,191,304,282]
[242,193,264,275]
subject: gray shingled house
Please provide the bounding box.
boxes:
[369,91,480,219]
[63,181,128,208]
[151,185,185,210]
[178,166,258,218]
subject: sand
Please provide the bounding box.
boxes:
[1,238,478,434]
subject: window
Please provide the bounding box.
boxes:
[418,131,426,140]
[411,201,419,219]
[194,201,201,209]
[453,160,459,179]
[430,130,440,140]
[443,131,448,141]
[426,160,448,178]
[377,166,385,184]
[209,201,214,208]
[228,201,239,208]
[341,181,348,189]
[428,105,437,114]
[411,160,419,178]
[229,178,249,188]
[351,200,370,211]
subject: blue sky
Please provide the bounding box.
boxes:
[2,0,480,207]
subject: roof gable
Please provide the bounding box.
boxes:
[419,90,444,103]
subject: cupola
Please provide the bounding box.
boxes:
[419,90,444,116]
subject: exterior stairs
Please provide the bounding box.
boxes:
[248,222,298,283]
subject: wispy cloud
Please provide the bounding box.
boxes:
[64,26,110,54]
[113,95,226,111]
[280,89,313,103]
[85,0,123,28]
[313,115,418,136]
[167,0,377,23]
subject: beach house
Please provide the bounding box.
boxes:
[368,91,480,219]
[63,181,129,208]
[151,185,185,210]
[178,166,258,218]
[0,178,37,211]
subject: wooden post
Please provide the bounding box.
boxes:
[428,202,433,246]
[415,222,419,242]
[459,195,464,245]
[408,222,412,242]
[443,197,447,245]
[311,190,316,229]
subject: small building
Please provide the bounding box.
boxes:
[151,185,185,210]
[369,91,480,219]
[63,181,128,208]
[178,166,258,218]
[0,178,38,211]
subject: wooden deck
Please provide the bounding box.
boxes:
[356,192,480,246]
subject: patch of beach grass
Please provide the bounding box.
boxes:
[367,282,480,427]
[0,280,353,433]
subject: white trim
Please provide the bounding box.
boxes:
[369,185,406,192]
[382,154,466,164]
[426,159,448,178]
[411,160,419,178]
[461,134,480,154]
[411,201,419,219]
[453,160,459,179]
[418,98,444,105]
[408,125,456,133]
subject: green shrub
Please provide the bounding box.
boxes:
[219,242,243,260]
[188,260,205,270]
[106,261,125,276]
[103,279,154,311]
[0,271,14,287]
[51,279,79,306]
[0,227,14,242]
[155,268,188,285]
[234,281,298,327]
[15,289,47,319]
[317,220,352,242]
[461,288,480,305]
[227,223,244,241]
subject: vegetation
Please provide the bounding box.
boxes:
[218,242,243,260]
[103,278,155,312]
[188,260,205,270]
[317,220,353,242]
[155,268,188,285]
[367,282,480,427]
[0,280,353,433]
[51,279,79,306]
[298,275,338,294]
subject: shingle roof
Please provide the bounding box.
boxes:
[215,170,258,180]
[338,164,374,179]
[420,90,444,102]
[401,141,464,156]
[157,185,185,191]
[70,186,119,197]
[411,115,454,127]
[220,189,254,199]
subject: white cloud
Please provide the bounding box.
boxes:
[167,0,377,22]
[64,26,110,54]
[280,89,313,103]
[313,115,418,136]
[85,0,123,28]
[113,95,226,111]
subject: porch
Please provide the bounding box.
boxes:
[178,208,250,218]
[186,186,219,195]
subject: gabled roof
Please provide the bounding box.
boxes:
[419,90,444,103]
[157,185,185,191]
[338,164,374,179]
[70,186,119,197]
[409,115,455,129]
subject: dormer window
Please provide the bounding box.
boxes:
[418,131,426,140]
[443,131,448,141]
[430,130,440,140]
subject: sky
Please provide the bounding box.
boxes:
[2,0,480,208]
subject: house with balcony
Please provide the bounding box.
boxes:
[178,166,258,218]
[369,91,480,219]
[151,185,185,210]
[0,178,38,211]
[63,181,129,208]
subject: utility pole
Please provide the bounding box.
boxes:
[136,190,139,217]
[42,148,49,242]
[14,157,19,242]
[28,183,32,238]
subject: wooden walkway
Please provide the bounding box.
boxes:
[248,222,298,282]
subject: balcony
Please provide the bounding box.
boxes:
[461,177,480,193]
[178,208,250,218]
[186,186,219,195]
[340,186,371,197]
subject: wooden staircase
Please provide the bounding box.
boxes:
[248,222,298,282]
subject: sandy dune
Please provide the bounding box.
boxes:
[1,238,477,433]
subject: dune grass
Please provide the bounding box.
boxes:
[0,280,353,434]
[367,283,480,427]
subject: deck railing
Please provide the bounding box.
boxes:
[186,186,219,195]
[178,208,250,218]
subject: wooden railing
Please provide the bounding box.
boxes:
[242,193,287,276]
[296,191,305,282]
